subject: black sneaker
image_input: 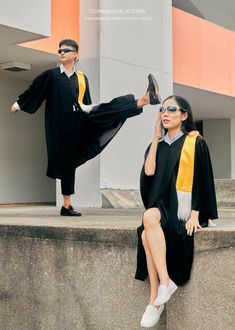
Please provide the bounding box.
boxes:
[60,205,82,216]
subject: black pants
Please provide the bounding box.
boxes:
[61,177,75,195]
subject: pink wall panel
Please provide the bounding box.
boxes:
[173,8,235,97]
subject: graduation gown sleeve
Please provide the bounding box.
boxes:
[139,143,154,209]
[192,137,218,226]
[17,69,52,114]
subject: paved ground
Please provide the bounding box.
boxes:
[0,205,234,231]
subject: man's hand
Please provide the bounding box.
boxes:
[10,105,19,115]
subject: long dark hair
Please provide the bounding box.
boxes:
[162,95,197,134]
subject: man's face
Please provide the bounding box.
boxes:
[58,45,77,64]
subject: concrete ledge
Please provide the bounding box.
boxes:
[0,220,234,252]
[0,207,234,330]
[101,180,235,208]
[0,207,234,251]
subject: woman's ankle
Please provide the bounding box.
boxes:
[160,277,170,286]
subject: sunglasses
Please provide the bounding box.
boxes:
[58,48,76,54]
[159,105,186,114]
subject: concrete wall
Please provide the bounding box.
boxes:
[0,75,55,203]
[75,0,101,207]
[79,0,100,60]
[231,118,235,179]
[0,0,51,36]
[0,218,234,330]
[99,0,173,189]
[203,119,231,179]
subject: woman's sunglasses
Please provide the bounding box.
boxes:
[159,105,186,114]
[58,48,76,54]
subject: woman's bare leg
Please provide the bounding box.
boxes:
[143,208,169,285]
[142,230,160,304]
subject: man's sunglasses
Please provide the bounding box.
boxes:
[58,48,76,54]
[159,105,186,114]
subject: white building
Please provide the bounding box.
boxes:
[0,0,234,206]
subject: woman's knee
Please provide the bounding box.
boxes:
[141,230,147,249]
[143,208,161,229]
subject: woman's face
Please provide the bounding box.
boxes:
[160,98,188,131]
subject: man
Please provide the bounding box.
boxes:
[10,39,160,216]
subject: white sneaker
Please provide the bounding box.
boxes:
[140,304,164,328]
[154,279,178,306]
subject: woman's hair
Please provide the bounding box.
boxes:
[59,39,79,52]
[162,95,197,133]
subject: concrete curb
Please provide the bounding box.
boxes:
[0,222,234,252]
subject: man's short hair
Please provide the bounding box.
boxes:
[59,39,79,52]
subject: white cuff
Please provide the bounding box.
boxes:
[14,102,21,110]
[80,103,96,113]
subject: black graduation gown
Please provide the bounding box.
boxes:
[17,67,142,179]
[135,135,218,286]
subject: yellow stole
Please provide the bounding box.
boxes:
[176,130,200,221]
[176,130,200,192]
[76,70,86,106]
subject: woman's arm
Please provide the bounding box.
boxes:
[144,117,161,176]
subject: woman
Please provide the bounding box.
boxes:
[135,95,218,328]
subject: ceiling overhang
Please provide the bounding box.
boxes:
[174,83,235,120]
[173,0,235,32]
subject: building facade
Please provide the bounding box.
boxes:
[0,0,234,206]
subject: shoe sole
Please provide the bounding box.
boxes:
[148,74,159,92]
[60,214,82,216]
[148,74,161,104]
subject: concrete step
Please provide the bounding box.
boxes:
[0,206,234,330]
[102,189,142,208]
[218,207,235,219]
[101,188,235,220]
[215,179,235,207]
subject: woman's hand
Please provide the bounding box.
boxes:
[144,115,161,176]
[154,116,162,140]
[186,211,201,236]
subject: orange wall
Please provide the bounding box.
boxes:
[20,0,80,55]
[173,8,235,97]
